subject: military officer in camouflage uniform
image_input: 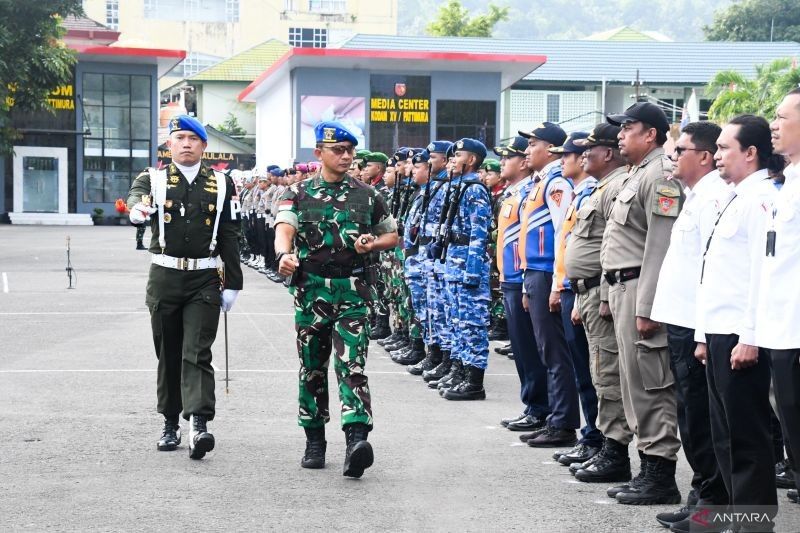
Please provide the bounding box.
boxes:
[127,115,242,460]
[274,121,398,478]
[483,158,509,342]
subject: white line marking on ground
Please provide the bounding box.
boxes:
[2,272,8,293]
[594,500,613,505]
[484,426,497,430]
[562,480,581,484]
[0,311,294,316]
[541,461,556,465]
[509,442,527,447]
[0,368,521,376]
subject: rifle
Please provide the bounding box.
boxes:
[409,163,434,245]
[437,164,467,262]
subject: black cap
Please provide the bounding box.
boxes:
[518,121,567,146]
[493,136,528,157]
[607,102,670,134]
[574,123,622,149]
[549,132,589,155]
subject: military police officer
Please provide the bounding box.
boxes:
[274,120,398,478]
[127,115,243,460]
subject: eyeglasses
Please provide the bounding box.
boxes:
[672,147,707,158]
[323,145,355,156]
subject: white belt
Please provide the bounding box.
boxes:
[151,254,219,271]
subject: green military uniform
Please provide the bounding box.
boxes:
[127,163,242,421]
[275,174,396,429]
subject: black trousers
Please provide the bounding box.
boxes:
[667,324,728,504]
[254,217,266,262]
[706,333,776,507]
[768,347,800,483]
[263,224,275,266]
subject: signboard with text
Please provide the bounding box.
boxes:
[369,75,431,154]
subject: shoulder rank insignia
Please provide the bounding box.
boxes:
[169,176,180,184]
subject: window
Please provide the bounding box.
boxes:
[105,0,119,30]
[288,27,327,48]
[436,100,497,148]
[143,0,237,22]
[82,73,152,203]
[309,0,346,14]
[173,52,223,77]
[546,94,560,122]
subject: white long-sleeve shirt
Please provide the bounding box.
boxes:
[651,170,729,329]
[754,163,800,348]
[695,169,777,344]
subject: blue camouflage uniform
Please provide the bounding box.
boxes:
[403,151,431,344]
[422,167,452,351]
[444,170,492,370]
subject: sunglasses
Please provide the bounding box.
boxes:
[323,145,355,156]
[672,147,707,158]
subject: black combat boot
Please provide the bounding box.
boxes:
[574,437,632,483]
[616,455,681,505]
[188,414,215,460]
[136,240,146,250]
[300,427,326,469]
[409,344,442,376]
[384,331,410,352]
[157,415,181,451]
[443,365,486,400]
[342,423,373,478]
[377,329,401,347]
[395,338,426,365]
[488,316,509,341]
[423,350,451,383]
[369,313,391,340]
[436,359,465,394]
[605,451,646,497]
[556,442,601,466]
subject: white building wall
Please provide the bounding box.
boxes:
[508,89,599,136]
[197,82,255,136]
[255,78,294,169]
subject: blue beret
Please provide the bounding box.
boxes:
[268,167,283,176]
[314,120,358,146]
[454,138,487,159]
[386,157,397,168]
[518,121,567,147]
[394,147,413,161]
[266,164,280,172]
[412,150,430,164]
[169,115,207,142]
[426,140,453,154]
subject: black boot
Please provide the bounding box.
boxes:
[188,414,215,460]
[136,240,146,250]
[384,331,410,352]
[301,427,326,469]
[395,338,426,365]
[488,316,509,341]
[408,344,442,375]
[157,415,181,451]
[575,438,632,483]
[616,455,681,505]
[377,329,401,347]
[343,423,373,478]
[443,365,486,400]
[423,350,451,383]
[436,359,465,394]
[604,450,645,496]
[369,313,391,340]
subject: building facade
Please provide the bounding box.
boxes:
[82,0,398,89]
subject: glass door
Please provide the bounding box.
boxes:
[22,156,59,212]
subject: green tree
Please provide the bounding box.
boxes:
[705,58,800,122]
[704,0,800,42]
[426,0,509,38]
[216,113,247,137]
[0,1,83,156]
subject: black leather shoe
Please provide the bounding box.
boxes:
[574,438,632,483]
[188,414,215,460]
[488,317,509,341]
[343,423,373,478]
[669,514,730,533]
[519,426,549,442]
[557,443,601,465]
[377,331,400,347]
[776,460,795,489]
[301,427,326,469]
[494,343,513,355]
[526,427,577,448]
[408,344,442,376]
[507,414,547,432]
[501,413,527,427]
[788,489,798,503]
[384,337,410,352]
[443,366,485,401]
[136,241,146,250]
[656,504,693,527]
[423,351,451,382]
[616,455,681,505]
[157,415,181,451]
[369,315,391,340]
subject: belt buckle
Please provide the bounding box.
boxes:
[178,257,188,270]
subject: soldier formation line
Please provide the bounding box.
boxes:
[127,89,800,532]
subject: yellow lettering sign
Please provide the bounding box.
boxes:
[369,97,430,124]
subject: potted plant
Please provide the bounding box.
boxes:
[91,207,104,225]
[114,198,129,225]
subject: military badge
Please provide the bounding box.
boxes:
[163,213,172,223]
[169,117,180,131]
[169,176,180,184]
[658,196,676,215]
[427,143,435,151]
[550,190,563,207]
[323,127,336,143]
[205,218,211,226]
[208,203,215,212]
[456,140,464,149]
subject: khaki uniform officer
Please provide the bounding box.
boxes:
[128,115,242,460]
[601,103,684,505]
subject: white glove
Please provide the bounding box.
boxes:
[221,289,239,312]
[129,202,156,224]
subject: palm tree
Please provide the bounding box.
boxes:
[706,58,800,122]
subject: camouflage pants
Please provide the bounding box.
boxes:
[292,274,373,429]
[427,270,451,350]
[446,279,491,370]
[407,277,428,345]
[402,280,423,340]
[490,273,505,321]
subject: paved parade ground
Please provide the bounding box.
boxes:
[2,225,799,532]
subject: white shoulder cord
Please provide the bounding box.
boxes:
[210,171,228,255]
[148,168,168,252]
